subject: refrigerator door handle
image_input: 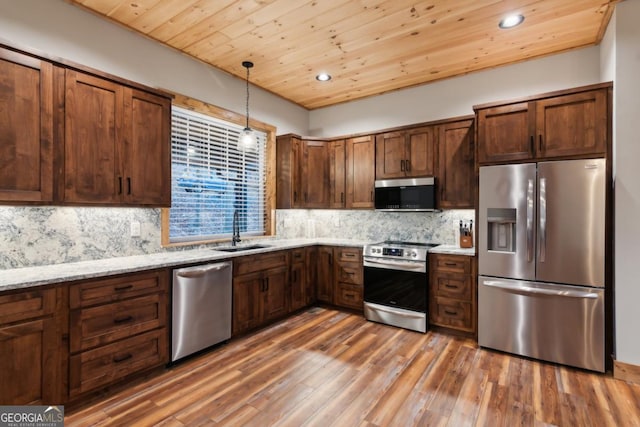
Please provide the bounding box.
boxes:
[539,177,547,262]
[482,280,600,299]
[526,179,534,262]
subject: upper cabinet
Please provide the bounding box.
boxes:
[0,47,54,203]
[375,126,436,179]
[0,43,172,207]
[328,139,346,208]
[438,119,474,209]
[63,70,171,206]
[276,136,329,209]
[475,84,610,165]
[345,135,375,209]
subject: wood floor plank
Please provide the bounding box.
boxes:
[65,307,640,427]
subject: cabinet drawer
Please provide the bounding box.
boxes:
[70,293,167,352]
[430,296,472,331]
[336,247,362,263]
[0,289,56,325]
[291,248,305,262]
[432,254,471,274]
[70,270,167,309]
[69,328,167,397]
[335,262,363,285]
[234,251,289,276]
[431,272,472,300]
[335,283,363,310]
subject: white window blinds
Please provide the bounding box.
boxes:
[169,106,267,243]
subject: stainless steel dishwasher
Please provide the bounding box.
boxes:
[171,261,232,362]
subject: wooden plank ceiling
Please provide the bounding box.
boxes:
[67,0,618,110]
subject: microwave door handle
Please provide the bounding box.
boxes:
[527,179,534,263]
[539,177,546,263]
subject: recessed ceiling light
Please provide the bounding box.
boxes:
[499,14,524,29]
[316,73,331,82]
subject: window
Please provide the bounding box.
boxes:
[165,105,270,244]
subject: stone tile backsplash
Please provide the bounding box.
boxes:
[0,207,474,269]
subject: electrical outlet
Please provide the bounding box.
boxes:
[130,221,141,237]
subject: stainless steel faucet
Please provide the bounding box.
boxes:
[232,209,241,246]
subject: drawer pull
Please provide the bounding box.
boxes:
[444,310,458,316]
[113,353,133,363]
[345,293,355,298]
[344,253,356,258]
[444,262,458,266]
[114,315,133,324]
[114,284,133,291]
[444,284,459,289]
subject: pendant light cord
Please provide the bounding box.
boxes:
[242,61,254,129]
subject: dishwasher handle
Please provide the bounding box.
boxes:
[175,261,232,279]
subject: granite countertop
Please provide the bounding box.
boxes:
[0,238,474,292]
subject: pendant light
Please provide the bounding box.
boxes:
[238,60,257,151]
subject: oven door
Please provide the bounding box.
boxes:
[363,257,427,312]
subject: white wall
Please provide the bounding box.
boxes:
[608,1,640,366]
[309,47,602,137]
[0,0,308,135]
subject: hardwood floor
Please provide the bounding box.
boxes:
[66,307,640,427]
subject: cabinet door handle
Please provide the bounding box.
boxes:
[114,315,133,324]
[118,177,123,195]
[405,159,411,172]
[400,160,405,171]
[292,270,297,282]
[444,310,458,316]
[294,191,297,202]
[114,284,133,291]
[329,253,333,266]
[539,134,543,152]
[530,135,534,153]
[305,192,308,203]
[265,277,269,291]
[370,190,373,202]
[341,192,344,203]
[113,353,133,363]
[127,177,132,195]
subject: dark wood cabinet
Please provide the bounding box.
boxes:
[232,251,290,335]
[429,254,476,334]
[375,126,437,179]
[68,270,169,398]
[328,139,346,208]
[315,246,363,310]
[0,42,172,207]
[276,136,329,208]
[316,246,335,304]
[0,288,66,405]
[346,135,375,208]
[475,84,610,165]
[0,47,54,203]
[290,248,312,311]
[333,247,363,310]
[63,69,170,206]
[438,119,474,209]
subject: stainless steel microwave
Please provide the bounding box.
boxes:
[374,177,437,211]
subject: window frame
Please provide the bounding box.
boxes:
[161,94,277,247]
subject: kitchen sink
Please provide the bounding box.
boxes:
[213,244,271,253]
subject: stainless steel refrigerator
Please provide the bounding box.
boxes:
[478,158,605,372]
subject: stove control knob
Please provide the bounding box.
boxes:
[411,251,417,258]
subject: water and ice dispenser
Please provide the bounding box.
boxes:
[486,208,516,252]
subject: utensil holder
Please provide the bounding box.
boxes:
[460,234,473,248]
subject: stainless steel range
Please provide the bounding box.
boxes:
[363,240,439,333]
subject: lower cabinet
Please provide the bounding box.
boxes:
[315,245,364,310]
[0,288,65,405]
[429,253,477,334]
[232,251,290,335]
[290,247,315,311]
[68,270,169,398]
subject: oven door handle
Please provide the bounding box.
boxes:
[365,303,425,319]
[363,258,426,272]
